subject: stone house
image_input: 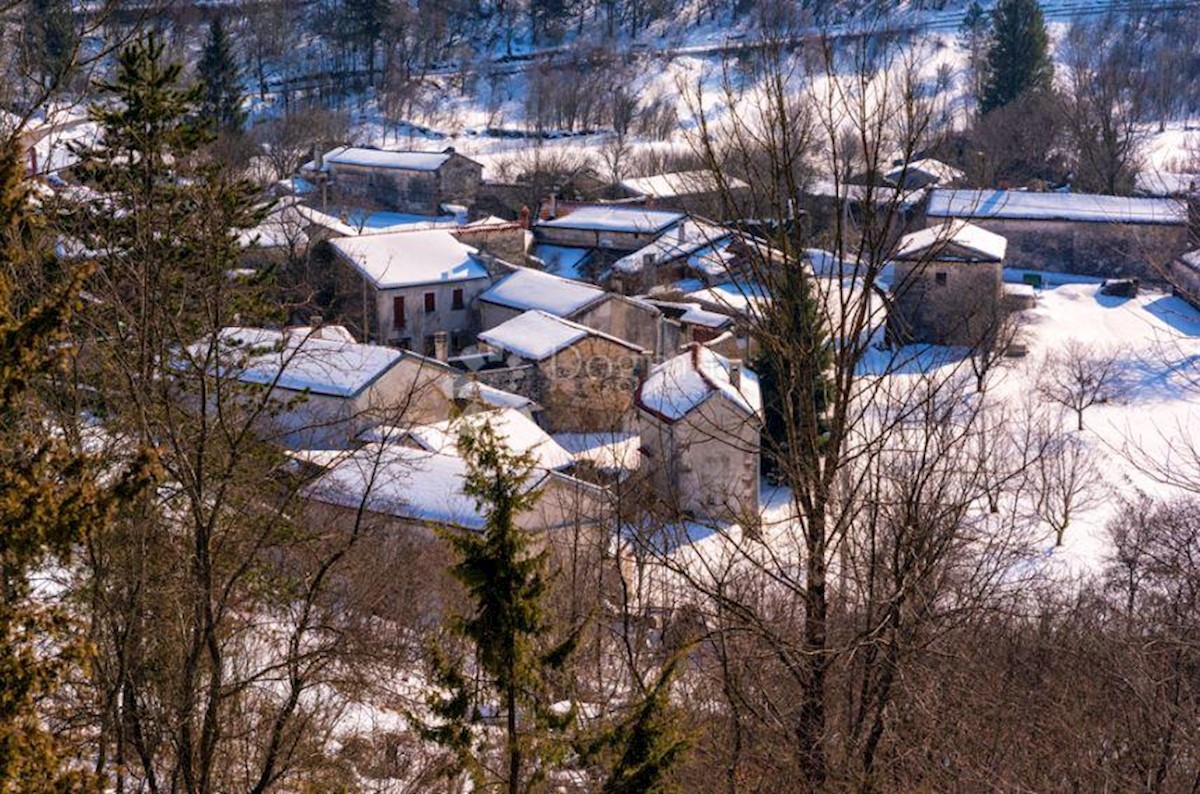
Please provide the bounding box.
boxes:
[534,204,687,253]
[889,220,1007,346]
[182,325,465,449]
[473,310,651,433]
[637,344,762,521]
[328,229,493,355]
[303,146,483,216]
[478,266,666,356]
[925,189,1189,280]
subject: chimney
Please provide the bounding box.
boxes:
[519,205,531,229]
[728,359,742,391]
[434,331,450,363]
[311,314,323,327]
[314,145,324,170]
[549,194,558,218]
[676,222,687,243]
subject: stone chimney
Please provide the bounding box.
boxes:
[676,222,687,243]
[434,331,450,363]
[549,194,558,218]
[728,358,742,391]
[519,205,531,229]
[311,314,323,327]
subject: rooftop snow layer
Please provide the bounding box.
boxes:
[639,344,761,422]
[894,220,1008,262]
[186,327,402,398]
[479,267,606,316]
[531,244,592,279]
[928,189,1188,225]
[612,218,732,275]
[329,230,488,289]
[304,445,490,529]
[538,205,685,234]
[884,158,965,186]
[319,146,453,172]
[620,170,748,198]
[477,310,590,360]
[364,408,574,471]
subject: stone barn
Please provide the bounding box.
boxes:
[637,344,762,522]
[303,146,483,216]
[889,220,1007,346]
[474,310,651,433]
[925,189,1188,281]
[534,205,687,253]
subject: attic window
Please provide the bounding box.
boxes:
[935,271,948,286]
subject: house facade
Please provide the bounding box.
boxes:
[305,146,483,216]
[925,189,1188,280]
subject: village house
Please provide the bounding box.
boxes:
[1169,249,1200,309]
[889,220,1008,346]
[925,189,1189,280]
[618,170,751,216]
[478,266,666,355]
[534,204,687,253]
[183,324,467,449]
[882,158,966,190]
[469,310,651,433]
[637,343,762,521]
[301,146,484,216]
[327,229,493,354]
[607,217,738,293]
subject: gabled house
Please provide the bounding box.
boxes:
[301,146,483,216]
[925,188,1188,280]
[182,325,464,449]
[472,310,651,433]
[478,266,665,355]
[637,343,762,520]
[889,220,1007,346]
[328,229,493,354]
[534,204,687,252]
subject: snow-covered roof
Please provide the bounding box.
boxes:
[295,204,461,237]
[1178,249,1200,271]
[238,200,309,249]
[805,179,926,208]
[478,310,644,361]
[479,267,606,316]
[185,327,402,398]
[684,280,771,317]
[363,408,574,472]
[538,205,686,235]
[453,379,535,410]
[885,158,965,187]
[680,304,735,329]
[894,220,1008,263]
[329,229,489,289]
[638,344,761,422]
[612,218,733,275]
[553,431,642,473]
[303,444,496,529]
[531,244,592,280]
[927,189,1188,225]
[620,170,748,199]
[315,146,457,172]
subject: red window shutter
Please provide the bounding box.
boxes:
[393,296,405,329]
[424,292,436,313]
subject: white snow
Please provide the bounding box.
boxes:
[639,344,761,422]
[885,157,965,187]
[553,431,643,473]
[684,280,770,317]
[894,220,1008,262]
[611,217,732,275]
[530,244,593,280]
[619,170,748,198]
[316,146,454,172]
[928,189,1189,225]
[364,408,575,472]
[329,230,489,289]
[185,327,403,398]
[538,205,686,234]
[477,310,590,361]
[479,267,606,316]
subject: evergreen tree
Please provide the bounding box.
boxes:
[424,420,578,793]
[958,0,990,108]
[979,0,1054,114]
[22,0,78,91]
[0,135,150,791]
[597,656,691,794]
[198,17,245,133]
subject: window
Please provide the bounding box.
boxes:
[452,288,465,310]
[934,271,948,286]
[392,296,406,329]
[424,292,436,313]
[424,336,437,357]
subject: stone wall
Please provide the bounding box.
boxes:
[947,218,1187,281]
[328,154,483,215]
[571,296,662,357]
[889,260,1003,346]
[536,335,647,433]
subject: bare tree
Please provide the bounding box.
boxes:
[1036,340,1122,431]
[1031,430,1102,546]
